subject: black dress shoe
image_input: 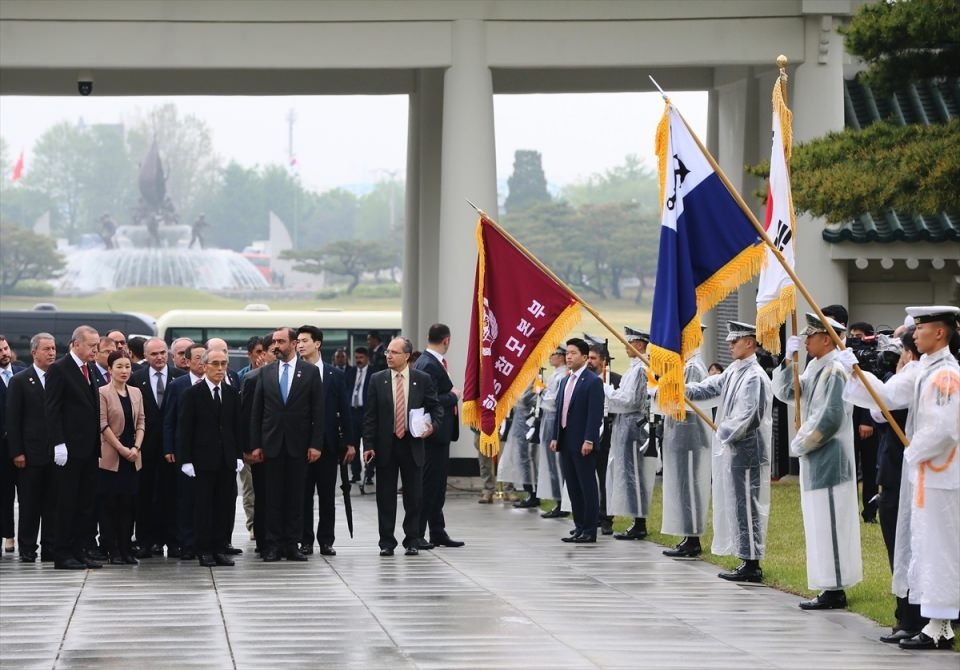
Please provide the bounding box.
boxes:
[541,507,569,519]
[122,555,139,565]
[166,546,182,558]
[561,534,580,543]
[86,548,107,562]
[663,539,702,558]
[599,521,614,536]
[379,548,394,556]
[718,562,763,583]
[199,554,217,567]
[513,496,541,509]
[319,544,336,556]
[180,551,196,561]
[55,558,87,570]
[404,546,419,556]
[213,553,235,566]
[614,523,647,540]
[899,632,954,650]
[880,628,918,644]
[19,552,37,563]
[262,549,281,562]
[431,535,465,548]
[285,548,308,562]
[569,534,597,544]
[108,556,127,565]
[150,544,164,556]
[799,590,847,610]
[224,544,243,555]
[417,538,434,550]
[299,545,314,555]
[135,547,154,559]
[568,528,579,535]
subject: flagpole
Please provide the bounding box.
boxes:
[777,55,803,430]
[673,107,909,447]
[467,203,718,432]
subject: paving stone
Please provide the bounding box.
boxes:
[1,492,957,669]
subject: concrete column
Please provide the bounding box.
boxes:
[438,19,497,461]
[403,79,422,343]
[791,14,848,314]
[713,66,762,323]
[415,69,445,338]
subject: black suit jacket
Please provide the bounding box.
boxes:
[1,361,28,439]
[344,364,372,412]
[553,368,604,447]
[45,355,100,459]
[6,366,49,465]
[250,358,324,458]
[179,381,242,471]
[413,351,460,445]
[369,344,388,373]
[131,364,185,460]
[320,363,354,454]
[162,373,200,459]
[362,367,442,468]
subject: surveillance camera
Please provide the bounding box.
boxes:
[78,73,93,96]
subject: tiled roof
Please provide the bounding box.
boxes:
[822,78,960,244]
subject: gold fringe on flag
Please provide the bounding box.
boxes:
[461,219,582,457]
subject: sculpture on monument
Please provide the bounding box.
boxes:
[56,141,267,292]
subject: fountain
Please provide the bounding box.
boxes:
[57,141,269,292]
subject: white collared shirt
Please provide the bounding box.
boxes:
[32,365,46,389]
[278,358,295,397]
[204,378,221,400]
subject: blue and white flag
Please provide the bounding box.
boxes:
[648,103,765,419]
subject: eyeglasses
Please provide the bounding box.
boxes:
[206,361,229,367]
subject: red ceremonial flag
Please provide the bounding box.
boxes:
[11,150,24,182]
[462,216,581,456]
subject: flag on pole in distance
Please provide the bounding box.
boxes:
[11,150,24,182]
[755,78,797,354]
[648,103,765,419]
[462,216,581,456]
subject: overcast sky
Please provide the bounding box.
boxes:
[0,91,708,195]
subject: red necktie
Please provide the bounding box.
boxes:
[81,364,90,383]
[394,373,406,438]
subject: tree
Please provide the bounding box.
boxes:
[126,104,220,219]
[753,0,960,222]
[840,0,960,94]
[505,149,550,212]
[22,122,91,241]
[0,222,66,292]
[281,239,395,294]
[562,155,659,208]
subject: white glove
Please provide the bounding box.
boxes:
[785,336,803,359]
[235,459,244,473]
[869,408,887,424]
[646,386,658,400]
[54,444,68,467]
[837,348,858,373]
[602,383,614,398]
[181,463,196,478]
[525,426,536,441]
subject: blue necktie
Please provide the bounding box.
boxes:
[280,363,290,404]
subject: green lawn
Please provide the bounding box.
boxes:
[604,479,897,626]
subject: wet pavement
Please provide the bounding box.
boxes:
[1,487,957,669]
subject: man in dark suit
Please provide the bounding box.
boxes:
[5,332,52,561]
[345,347,372,484]
[162,342,205,560]
[45,325,103,569]
[363,336,442,556]
[296,326,355,556]
[367,331,388,373]
[239,358,268,553]
[130,337,185,557]
[248,327,324,562]
[413,323,464,549]
[1,334,28,553]
[179,349,244,567]
[550,338,604,543]
[586,341,620,535]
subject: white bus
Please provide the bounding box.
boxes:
[156,306,400,365]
